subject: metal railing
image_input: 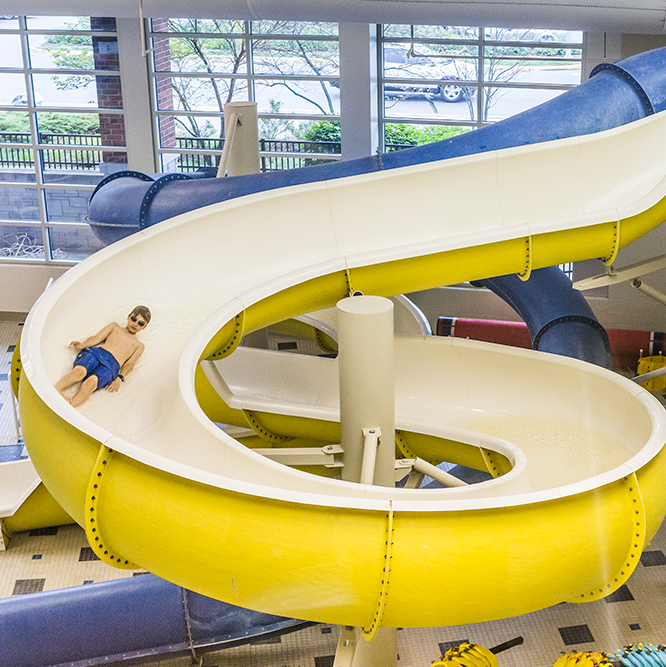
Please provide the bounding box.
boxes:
[0,132,412,172]
[0,132,105,170]
[174,137,343,172]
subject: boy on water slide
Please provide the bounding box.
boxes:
[55,306,151,407]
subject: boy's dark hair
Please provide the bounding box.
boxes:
[131,305,151,324]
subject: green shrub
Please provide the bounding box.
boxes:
[0,113,100,135]
[302,120,341,143]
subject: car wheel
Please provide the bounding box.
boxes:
[439,84,463,103]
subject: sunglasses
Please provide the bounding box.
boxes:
[130,315,147,327]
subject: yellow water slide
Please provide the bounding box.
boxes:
[17,112,666,631]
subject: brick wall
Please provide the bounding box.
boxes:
[91,17,127,165]
[152,18,176,149]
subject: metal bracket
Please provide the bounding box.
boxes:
[573,252,666,291]
[603,219,620,266]
[567,472,645,603]
[85,446,137,570]
[517,236,532,282]
[396,458,467,488]
[361,500,393,641]
[360,428,381,485]
[253,444,344,468]
[242,410,294,443]
[208,311,246,360]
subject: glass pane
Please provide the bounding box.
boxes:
[410,43,479,58]
[29,34,92,70]
[152,36,247,74]
[152,18,246,34]
[0,111,30,139]
[0,17,20,30]
[420,25,479,40]
[161,152,220,173]
[385,123,470,150]
[261,152,338,171]
[252,39,339,76]
[384,84,477,122]
[483,86,567,122]
[254,80,340,115]
[0,34,23,68]
[0,145,36,183]
[0,187,40,220]
[41,149,127,184]
[25,17,112,31]
[384,25,479,39]
[0,73,27,106]
[484,58,581,86]
[0,225,44,260]
[484,27,583,43]
[36,112,123,146]
[384,47,478,83]
[32,73,122,108]
[251,21,338,36]
[158,115,224,147]
[44,188,94,221]
[155,76,248,112]
[260,118,318,142]
[484,45,581,60]
[48,225,103,261]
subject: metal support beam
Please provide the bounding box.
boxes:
[253,445,344,467]
[573,253,666,290]
[632,277,666,307]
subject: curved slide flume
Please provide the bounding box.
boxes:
[88,48,666,243]
[18,107,666,629]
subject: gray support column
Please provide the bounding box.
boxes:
[338,23,379,161]
[116,18,157,174]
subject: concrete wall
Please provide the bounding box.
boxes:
[0,263,69,315]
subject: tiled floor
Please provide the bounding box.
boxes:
[3,318,666,667]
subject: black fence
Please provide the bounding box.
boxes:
[174,137,343,172]
[0,132,411,172]
[0,132,105,170]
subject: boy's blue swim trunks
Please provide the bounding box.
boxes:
[74,347,120,390]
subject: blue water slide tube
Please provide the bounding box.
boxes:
[89,47,666,243]
[478,267,612,368]
[0,574,309,667]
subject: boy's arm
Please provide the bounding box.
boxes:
[107,343,144,393]
[120,343,144,377]
[70,323,116,351]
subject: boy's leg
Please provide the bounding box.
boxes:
[55,365,87,393]
[70,374,99,407]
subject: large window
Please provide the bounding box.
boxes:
[0,16,127,263]
[380,25,584,149]
[148,19,342,172]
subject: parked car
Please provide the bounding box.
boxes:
[11,93,43,106]
[328,44,467,103]
[383,44,466,103]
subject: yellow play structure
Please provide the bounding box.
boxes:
[15,111,666,631]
